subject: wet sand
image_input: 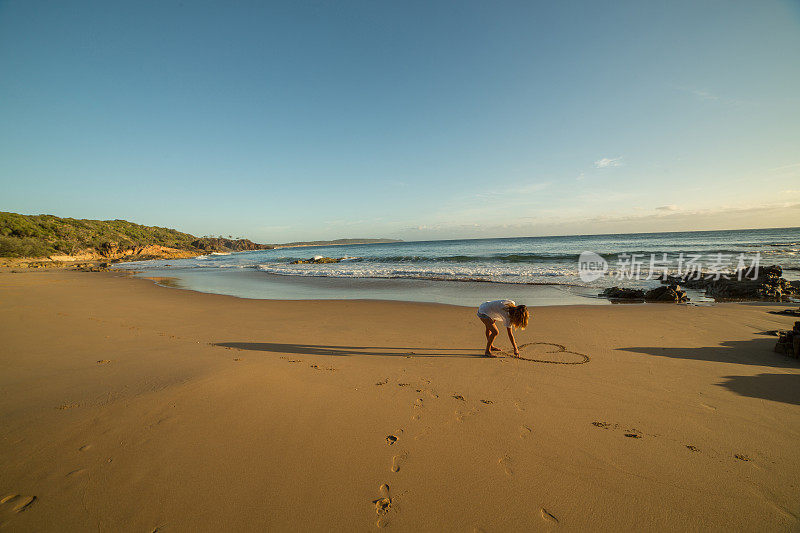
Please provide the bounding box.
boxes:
[1,270,799,531]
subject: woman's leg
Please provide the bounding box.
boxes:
[479,316,499,356]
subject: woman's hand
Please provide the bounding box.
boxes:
[507,327,519,357]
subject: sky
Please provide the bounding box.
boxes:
[1,0,799,243]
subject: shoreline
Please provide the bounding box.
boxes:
[117,266,616,307]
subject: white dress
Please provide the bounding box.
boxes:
[477,300,515,328]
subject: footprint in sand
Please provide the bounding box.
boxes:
[455,406,479,422]
[96,359,111,364]
[391,452,408,472]
[0,495,37,525]
[398,383,410,387]
[375,379,389,386]
[734,454,750,461]
[413,398,424,408]
[686,445,700,452]
[480,399,493,405]
[592,421,645,439]
[414,426,431,440]
[498,456,513,476]
[78,444,92,452]
[452,394,465,401]
[373,484,392,527]
[540,508,558,524]
[386,435,398,445]
[519,425,532,438]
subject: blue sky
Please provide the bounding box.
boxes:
[1,0,799,242]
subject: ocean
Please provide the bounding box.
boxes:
[115,227,799,306]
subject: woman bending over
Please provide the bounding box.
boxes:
[476,300,529,357]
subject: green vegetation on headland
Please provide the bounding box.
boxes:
[0,212,400,262]
[0,212,200,258]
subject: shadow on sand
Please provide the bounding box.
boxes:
[213,342,484,358]
[717,373,800,406]
[620,338,800,405]
[619,338,799,368]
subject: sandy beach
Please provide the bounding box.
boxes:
[1,269,799,531]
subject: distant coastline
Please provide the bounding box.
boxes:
[273,238,401,249]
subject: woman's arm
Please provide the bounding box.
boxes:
[507,327,519,356]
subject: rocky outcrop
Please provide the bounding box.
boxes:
[644,284,688,302]
[770,308,800,317]
[774,321,800,358]
[662,265,797,301]
[290,256,342,264]
[600,287,645,300]
[600,285,689,302]
[90,244,199,261]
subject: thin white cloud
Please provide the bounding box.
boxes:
[689,89,718,101]
[594,157,623,168]
[677,86,744,106]
[656,205,679,211]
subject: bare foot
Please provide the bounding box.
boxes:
[484,351,495,357]
[490,346,502,352]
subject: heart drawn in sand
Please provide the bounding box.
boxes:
[497,342,590,364]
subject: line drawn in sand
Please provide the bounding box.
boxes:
[497,342,590,365]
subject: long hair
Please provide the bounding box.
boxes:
[508,304,529,329]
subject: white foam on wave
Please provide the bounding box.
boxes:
[255,262,581,285]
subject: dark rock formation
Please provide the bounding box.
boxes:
[600,287,645,300]
[644,284,688,302]
[774,321,800,358]
[661,265,797,301]
[290,256,342,264]
[770,308,800,317]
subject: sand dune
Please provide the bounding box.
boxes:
[1,270,799,531]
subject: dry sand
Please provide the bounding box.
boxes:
[1,270,799,531]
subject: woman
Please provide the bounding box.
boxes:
[476,300,529,357]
